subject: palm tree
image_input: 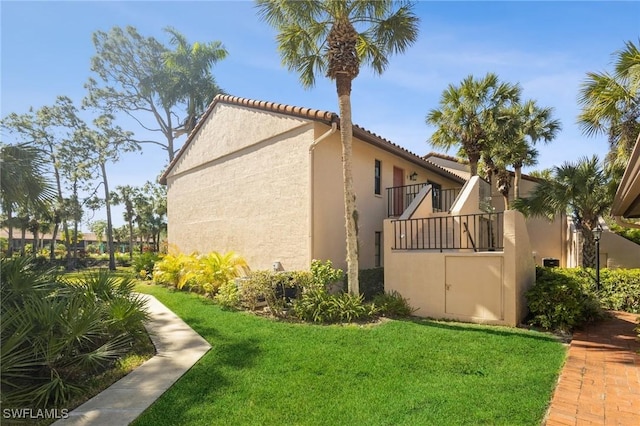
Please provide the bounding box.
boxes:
[513,156,611,267]
[426,73,521,176]
[111,185,138,260]
[578,39,640,177]
[0,142,54,256]
[491,99,561,205]
[163,27,228,136]
[256,0,419,295]
[491,139,538,209]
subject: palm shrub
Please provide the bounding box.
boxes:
[1,257,149,409]
[194,251,249,297]
[152,252,198,290]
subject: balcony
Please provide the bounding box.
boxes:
[391,212,504,252]
[386,184,461,217]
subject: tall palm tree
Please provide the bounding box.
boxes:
[110,185,138,260]
[256,0,419,295]
[426,73,521,176]
[0,142,54,256]
[578,39,640,177]
[513,156,611,267]
[492,99,561,203]
[163,27,228,136]
[491,139,538,209]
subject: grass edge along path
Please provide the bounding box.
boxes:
[132,284,566,426]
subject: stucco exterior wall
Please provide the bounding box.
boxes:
[601,231,640,268]
[164,104,313,270]
[384,210,534,326]
[312,128,461,271]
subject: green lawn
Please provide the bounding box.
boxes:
[132,284,566,426]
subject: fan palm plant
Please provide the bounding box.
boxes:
[513,156,611,267]
[578,39,640,177]
[426,73,521,176]
[256,0,419,294]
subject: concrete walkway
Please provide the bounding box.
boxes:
[54,294,211,426]
[545,311,640,426]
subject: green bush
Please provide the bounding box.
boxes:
[292,289,376,323]
[606,219,640,245]
[372,291,415,318]
[193,251,249,297]
[239,270,312,316]
[310,259,344,290]
[359,267,384,300]
[597,269,640,313]
[1,257,149,409]
[527,267,604,331]
[133,251,162,280]
[215,279,241,309]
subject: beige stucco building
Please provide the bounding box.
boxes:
[160,95,464,271]
[161,95,640,326]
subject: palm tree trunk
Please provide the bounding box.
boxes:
[581,228,596,268]
[7,207,14,257]
[50,222,59,262]
[336,74,359,295]
[514,166,522,199]
[100,162,116,271]
[128,219,134,260]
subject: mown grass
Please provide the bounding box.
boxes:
[132,284,566,426]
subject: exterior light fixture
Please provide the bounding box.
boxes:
[592,224,602,291]
[409,172,418,181]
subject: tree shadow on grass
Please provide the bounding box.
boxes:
[400,316,562,343]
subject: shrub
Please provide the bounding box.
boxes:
[373,291,415,318]
[527,267,604,331]
[292,289,376,323]
[240,270,312,316]
[133,251,162,280]
[359,268,385,300]
[597,268,640,313]
[152,252,198,290]
[194,251,249,297]
[0,257,148,409]
[215,280,241,309]
[310,259,344,290]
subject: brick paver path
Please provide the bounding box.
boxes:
[545,311,640,426]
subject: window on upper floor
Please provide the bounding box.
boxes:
[374,159,381,195]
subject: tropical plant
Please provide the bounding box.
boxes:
[152,252,198,290]
[514,156,612,267]
[163,27,227,135]
[1,257,148,409]
[256,0,420,295]
[2,96,84,265]
[86,26,228,162]
[195,251,249,296]
[492,99,561,204]
[426,73,521,177]
[110,185,139,259]
[578,39,640,178]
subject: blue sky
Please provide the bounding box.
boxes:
[2,1,639,229]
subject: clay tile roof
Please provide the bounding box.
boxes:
[423,151,468,164]
[160,94,465,185]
